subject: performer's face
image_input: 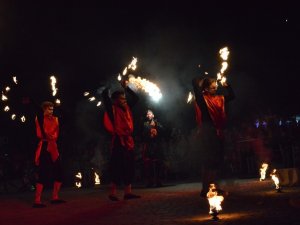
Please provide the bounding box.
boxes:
[44,106,54,116]
[206,82,217,95]
[146,110,154,120]
[116,94,127,108]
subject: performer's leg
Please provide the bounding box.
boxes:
[123,150,140,200]
[34,183,43,204]
[51,158,66,204]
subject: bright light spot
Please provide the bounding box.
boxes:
[13,76,18,84]
[21,116,26,122]
[96,101,102,107]
[4,106,10,112]
[83,92,90,96]
[11,114,16,120]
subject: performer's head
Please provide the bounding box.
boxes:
[41,101,54,116]
[112,90,127,109]
[202,78,217,95]
[146,109,154,121]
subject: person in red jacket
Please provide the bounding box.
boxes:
[102,80,141,201]
[33,101,65,208]
[192,77,235,197]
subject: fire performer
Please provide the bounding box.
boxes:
[102,80,141,201]
[33,101,66,208]
[192,77,235,197]
[142,109,164,187]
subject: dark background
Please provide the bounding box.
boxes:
[0,1,299,175]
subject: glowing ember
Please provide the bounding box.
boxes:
[94,172,100,185]
[187,91,194,103]
[1,93,8,101]
[11,114,16,120]
[128,75,162,102]
[219,47,230,61]
[270,169,280,190]
[75,172,82,188]
[50,76,58,96]
[88,96,96,101]
[122,67,128,76]
[260,163,269,181]
[20,116,26,122]
[217,47,230,85]
[13,76,18,84]
[117,74,122,81]
[207,184,224,216]
[4,106,10,112]
[55,99,61,105]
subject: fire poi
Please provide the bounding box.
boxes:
[120,57,162,102]
[1,76,27,123]
[270,169,281,192]
[187,47,230,103]
[260,163,269,181]
[207,183,224,221]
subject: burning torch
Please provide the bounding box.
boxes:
[207,183,224,221]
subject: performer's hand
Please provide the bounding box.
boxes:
[121,79,129,88]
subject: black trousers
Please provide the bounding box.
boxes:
[109,138,135,186]
[36,142,63,185]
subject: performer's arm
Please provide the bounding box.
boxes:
[223,84,235,103]
[101,87,114,123]
[125,86,139,108]
[192,78,212,123]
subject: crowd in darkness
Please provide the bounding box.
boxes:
[1,111,300,192]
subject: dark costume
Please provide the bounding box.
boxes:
[142,116,164,187]
[102,86,140,200]
[192,78,235,195]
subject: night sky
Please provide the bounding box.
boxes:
[1,1,300,130]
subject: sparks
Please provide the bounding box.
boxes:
[128,75,162,102]
[187,92,194,103]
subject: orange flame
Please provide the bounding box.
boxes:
[260,163,268,181]
[128,75,162,102]
[207,184,224,215]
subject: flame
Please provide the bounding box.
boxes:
[55,99,61,105]
[207,184,224,215]
[75,172,82,188]
[1,93,8,101]
[128,75,162,102]
[270,169,280,190]
[219,47,230,61]
[50,76,58,96]
[4,106,10,112]
[260,163,268,181]
[117,74,122,81]
[94,172,100,185]
[128,57,137,70]
[217,47,230,85]
[88,96,96,101]
[20,116,26,122]
[13,76,18,84]
[11,114,16,120]
[187,92,194,103]
[122,57,138,77]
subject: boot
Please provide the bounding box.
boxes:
[51,181,66,204]
[108,182,119,201]
[32,183,46,208]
